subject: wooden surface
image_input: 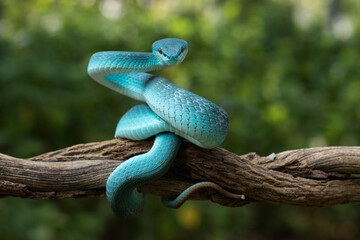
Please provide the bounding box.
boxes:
[1,138,360,207]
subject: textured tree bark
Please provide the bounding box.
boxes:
[1,138,360,207]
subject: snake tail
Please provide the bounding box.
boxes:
[162,182,246,208]
[106,132,181,217]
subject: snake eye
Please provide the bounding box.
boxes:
[159,48,167,57]
[178,46,185,57]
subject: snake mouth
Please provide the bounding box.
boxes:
[155,52,185,66]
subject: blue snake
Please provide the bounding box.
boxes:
[88,38,231,217]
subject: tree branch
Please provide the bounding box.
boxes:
[1,138,360,207]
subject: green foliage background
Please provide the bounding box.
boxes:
[1,0,360,239]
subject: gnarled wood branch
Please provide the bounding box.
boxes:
[1,138,360,207]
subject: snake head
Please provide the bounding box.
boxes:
[152,38,188,66]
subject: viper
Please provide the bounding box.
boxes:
[88,38,240,217]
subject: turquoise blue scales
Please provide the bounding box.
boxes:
[87,38,230,217]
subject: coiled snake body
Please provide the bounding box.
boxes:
[88,38,231,217]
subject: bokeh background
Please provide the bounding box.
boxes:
[1,0,360,239]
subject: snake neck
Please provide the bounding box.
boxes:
[88,52,164,75]
[87,51,175,101]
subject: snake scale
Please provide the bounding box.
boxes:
[87,38,237,217]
